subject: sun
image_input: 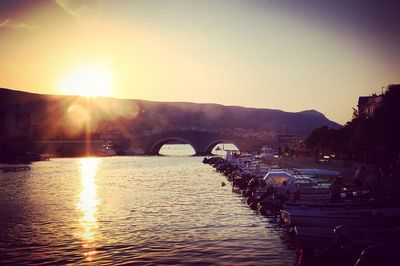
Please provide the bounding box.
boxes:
[59,65,113,97]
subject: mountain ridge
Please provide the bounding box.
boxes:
[0,87,341,139]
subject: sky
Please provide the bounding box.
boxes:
[0,0,399,125]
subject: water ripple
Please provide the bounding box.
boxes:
[1,156,295,265]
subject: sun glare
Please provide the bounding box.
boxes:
[59,65,113,97]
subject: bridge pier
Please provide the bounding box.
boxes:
[194,151,209,157]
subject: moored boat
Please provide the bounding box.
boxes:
[281,207,400,227]
[284,197,387,211]
[294,225,400,264]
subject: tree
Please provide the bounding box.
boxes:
[373,84,400,166]
[306,84,400,165]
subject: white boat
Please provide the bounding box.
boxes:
[241,162,283,178]
[225,150,254,167]
[263,171,295,184]
[294,168,340,177]
[263,171,330,195]
[257,146,278,159]
[98,144,116,156]
[293,168,340,187]
[291,176,330,194]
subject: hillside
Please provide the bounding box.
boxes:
[0,88,340,140]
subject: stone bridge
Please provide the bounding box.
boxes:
[130,131,271,156]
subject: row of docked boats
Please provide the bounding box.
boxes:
[203,151,400,265]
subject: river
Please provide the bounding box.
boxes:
[0,145,296,265]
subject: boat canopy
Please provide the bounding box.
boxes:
[263,171,295,186]
[294,169,340,176]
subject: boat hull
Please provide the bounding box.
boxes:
[281,208,400,227]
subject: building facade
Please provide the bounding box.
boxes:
[358,94,384,118]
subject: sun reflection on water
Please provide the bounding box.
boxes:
[77,157,100,262]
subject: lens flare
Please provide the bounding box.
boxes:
[59,65,113,97]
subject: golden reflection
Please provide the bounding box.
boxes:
[77,157,100,261]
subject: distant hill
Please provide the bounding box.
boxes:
[0,88,340,140]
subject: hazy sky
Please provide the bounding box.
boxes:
[0,0,399,124]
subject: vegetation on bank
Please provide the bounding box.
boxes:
[306,84,400,169]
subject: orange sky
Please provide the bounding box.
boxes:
[0,0,399,124]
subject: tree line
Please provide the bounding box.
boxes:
[305,84,400,169]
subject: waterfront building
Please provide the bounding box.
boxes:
[358,93,384,118]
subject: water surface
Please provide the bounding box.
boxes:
[1,152,295,265]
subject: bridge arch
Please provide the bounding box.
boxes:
[204,139,240,155]
[148,137,198,155]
